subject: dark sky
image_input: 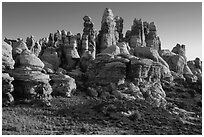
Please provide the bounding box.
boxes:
[2,2,202,60]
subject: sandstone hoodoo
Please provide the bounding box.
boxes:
[2,7,202,134]
[9,50,53,106]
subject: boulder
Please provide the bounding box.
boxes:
[16,50,44,70]
[50,74,76,97]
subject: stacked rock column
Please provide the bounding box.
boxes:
[10,50,53,106]
[130,18,143,48]
[144,22,161,51]
[98,8,117,52]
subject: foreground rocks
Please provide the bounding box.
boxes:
[85,53,171,108]
[9,50,52,106]
[2,42,15,105]
[50,74,76,97]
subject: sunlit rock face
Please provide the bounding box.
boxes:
[98,8,117,52]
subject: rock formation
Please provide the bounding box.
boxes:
[82,16,97,59]
[9,50,52,106]
[172,43,186,61]
[130,18,143,48]
[114,16,124,42]
[62,36,80,71]
[2,8,201,111]
[40,47,60,72]
[187,58,202,84]
[86,53,171,108]
[26,35,35,50]
[2,42,15,105]
[48,33,54,47]
[98,8,117,52]
[144,22,161,50]
[50,74,76,97]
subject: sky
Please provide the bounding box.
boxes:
[2,2,202,60]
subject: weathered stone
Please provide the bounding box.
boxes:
[10,67,50,82]
[133,46,169,68]
[95,61,126,85]
[130,18,143,47]
[2,42,15,71]
[10,50,52,105]
[102,44,120,55]
[87,55,126,86]
[31,42,41,57]
[11,40,28,60]
[128,82,144,100]
[87,87,98,97]
[114,16,124,41]
[82,15,97,59]
[42,60,55,74]
[40,47,60,71]
[2,73,14,104]
[48,33,54,47]
[54,30,62,42]
[80,50,94,72]
[98,8,117,52]
[183,74,198,84]
[130,35,142,48]
[166,54,186,75]
[183,64,193,75]
[26,35,35,50]
[187,59,202,75]
[129,58,153,79]
[143,22,161,50]
[16,50,44,70]
[12,79,52,105]
[116,42,130,55]
[62,36,80,71]
[187,58,202,84]
[83,16,95,36]
[159,49,176,60]
[140,82,167,108]
[50,74,76,97]
[171,71,186,84]
[56,68,67,75]
[172,43,186,59]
